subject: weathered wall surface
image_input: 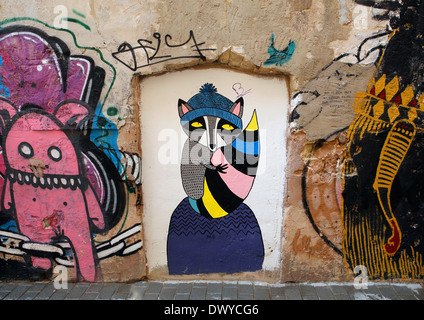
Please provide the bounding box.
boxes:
[0,0,422,283]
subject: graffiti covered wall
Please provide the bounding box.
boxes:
[0,22,143,282]
[1,0,424,284]
[289,0,424,281]
[342,1,424,279]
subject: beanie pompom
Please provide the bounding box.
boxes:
[199,83,217,93]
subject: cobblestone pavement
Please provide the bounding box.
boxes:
[0,280,423,300]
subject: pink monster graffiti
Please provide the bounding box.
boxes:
[0,98,105,282]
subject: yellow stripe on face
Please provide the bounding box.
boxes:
[202,178,229,219]
[245,110,258,131]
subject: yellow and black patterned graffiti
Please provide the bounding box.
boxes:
[343,11,424,279]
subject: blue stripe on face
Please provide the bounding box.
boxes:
[232,138,259,155]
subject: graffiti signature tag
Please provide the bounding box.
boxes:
[112,31,216,71]
[232,82,252,99]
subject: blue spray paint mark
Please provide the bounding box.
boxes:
[0,220,18,234]
[264,34,295,67]
[0,77,10,98]
[0,52,10,98]
[90,103,123,173]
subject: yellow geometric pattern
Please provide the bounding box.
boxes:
[351,76,424,131]
[401,85,415,107]
[373,101,385,119]
[388,106,400,122]
[374,74,386,96]
[385,76,399,101]
[368,74,421,111]
[408,108,418,122]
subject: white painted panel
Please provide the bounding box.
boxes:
[140,68,289,274]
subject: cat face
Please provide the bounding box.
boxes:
[183,115,241,152]
[178,98,243,152]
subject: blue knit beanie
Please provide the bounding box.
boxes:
[181,83,243,129]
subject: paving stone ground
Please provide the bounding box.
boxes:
[0,280,422,300]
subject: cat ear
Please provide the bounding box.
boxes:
[229,97,243,118]
[178,99,193,118]
[0,98,18,130]
[54,100,89,126]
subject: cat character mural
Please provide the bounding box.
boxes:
[343,1,424,279]
[0,25,141,281]
[167,83,264,275]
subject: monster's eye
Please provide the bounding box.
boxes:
[191,121,204,128]
[48,146,62,162]
[18,142,34,159]
[221,124,235,131]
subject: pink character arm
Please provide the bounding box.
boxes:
[2,178,12,211]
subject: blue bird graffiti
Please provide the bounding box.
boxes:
[264,34,295,66]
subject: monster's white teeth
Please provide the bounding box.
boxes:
[6,169,84,190]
